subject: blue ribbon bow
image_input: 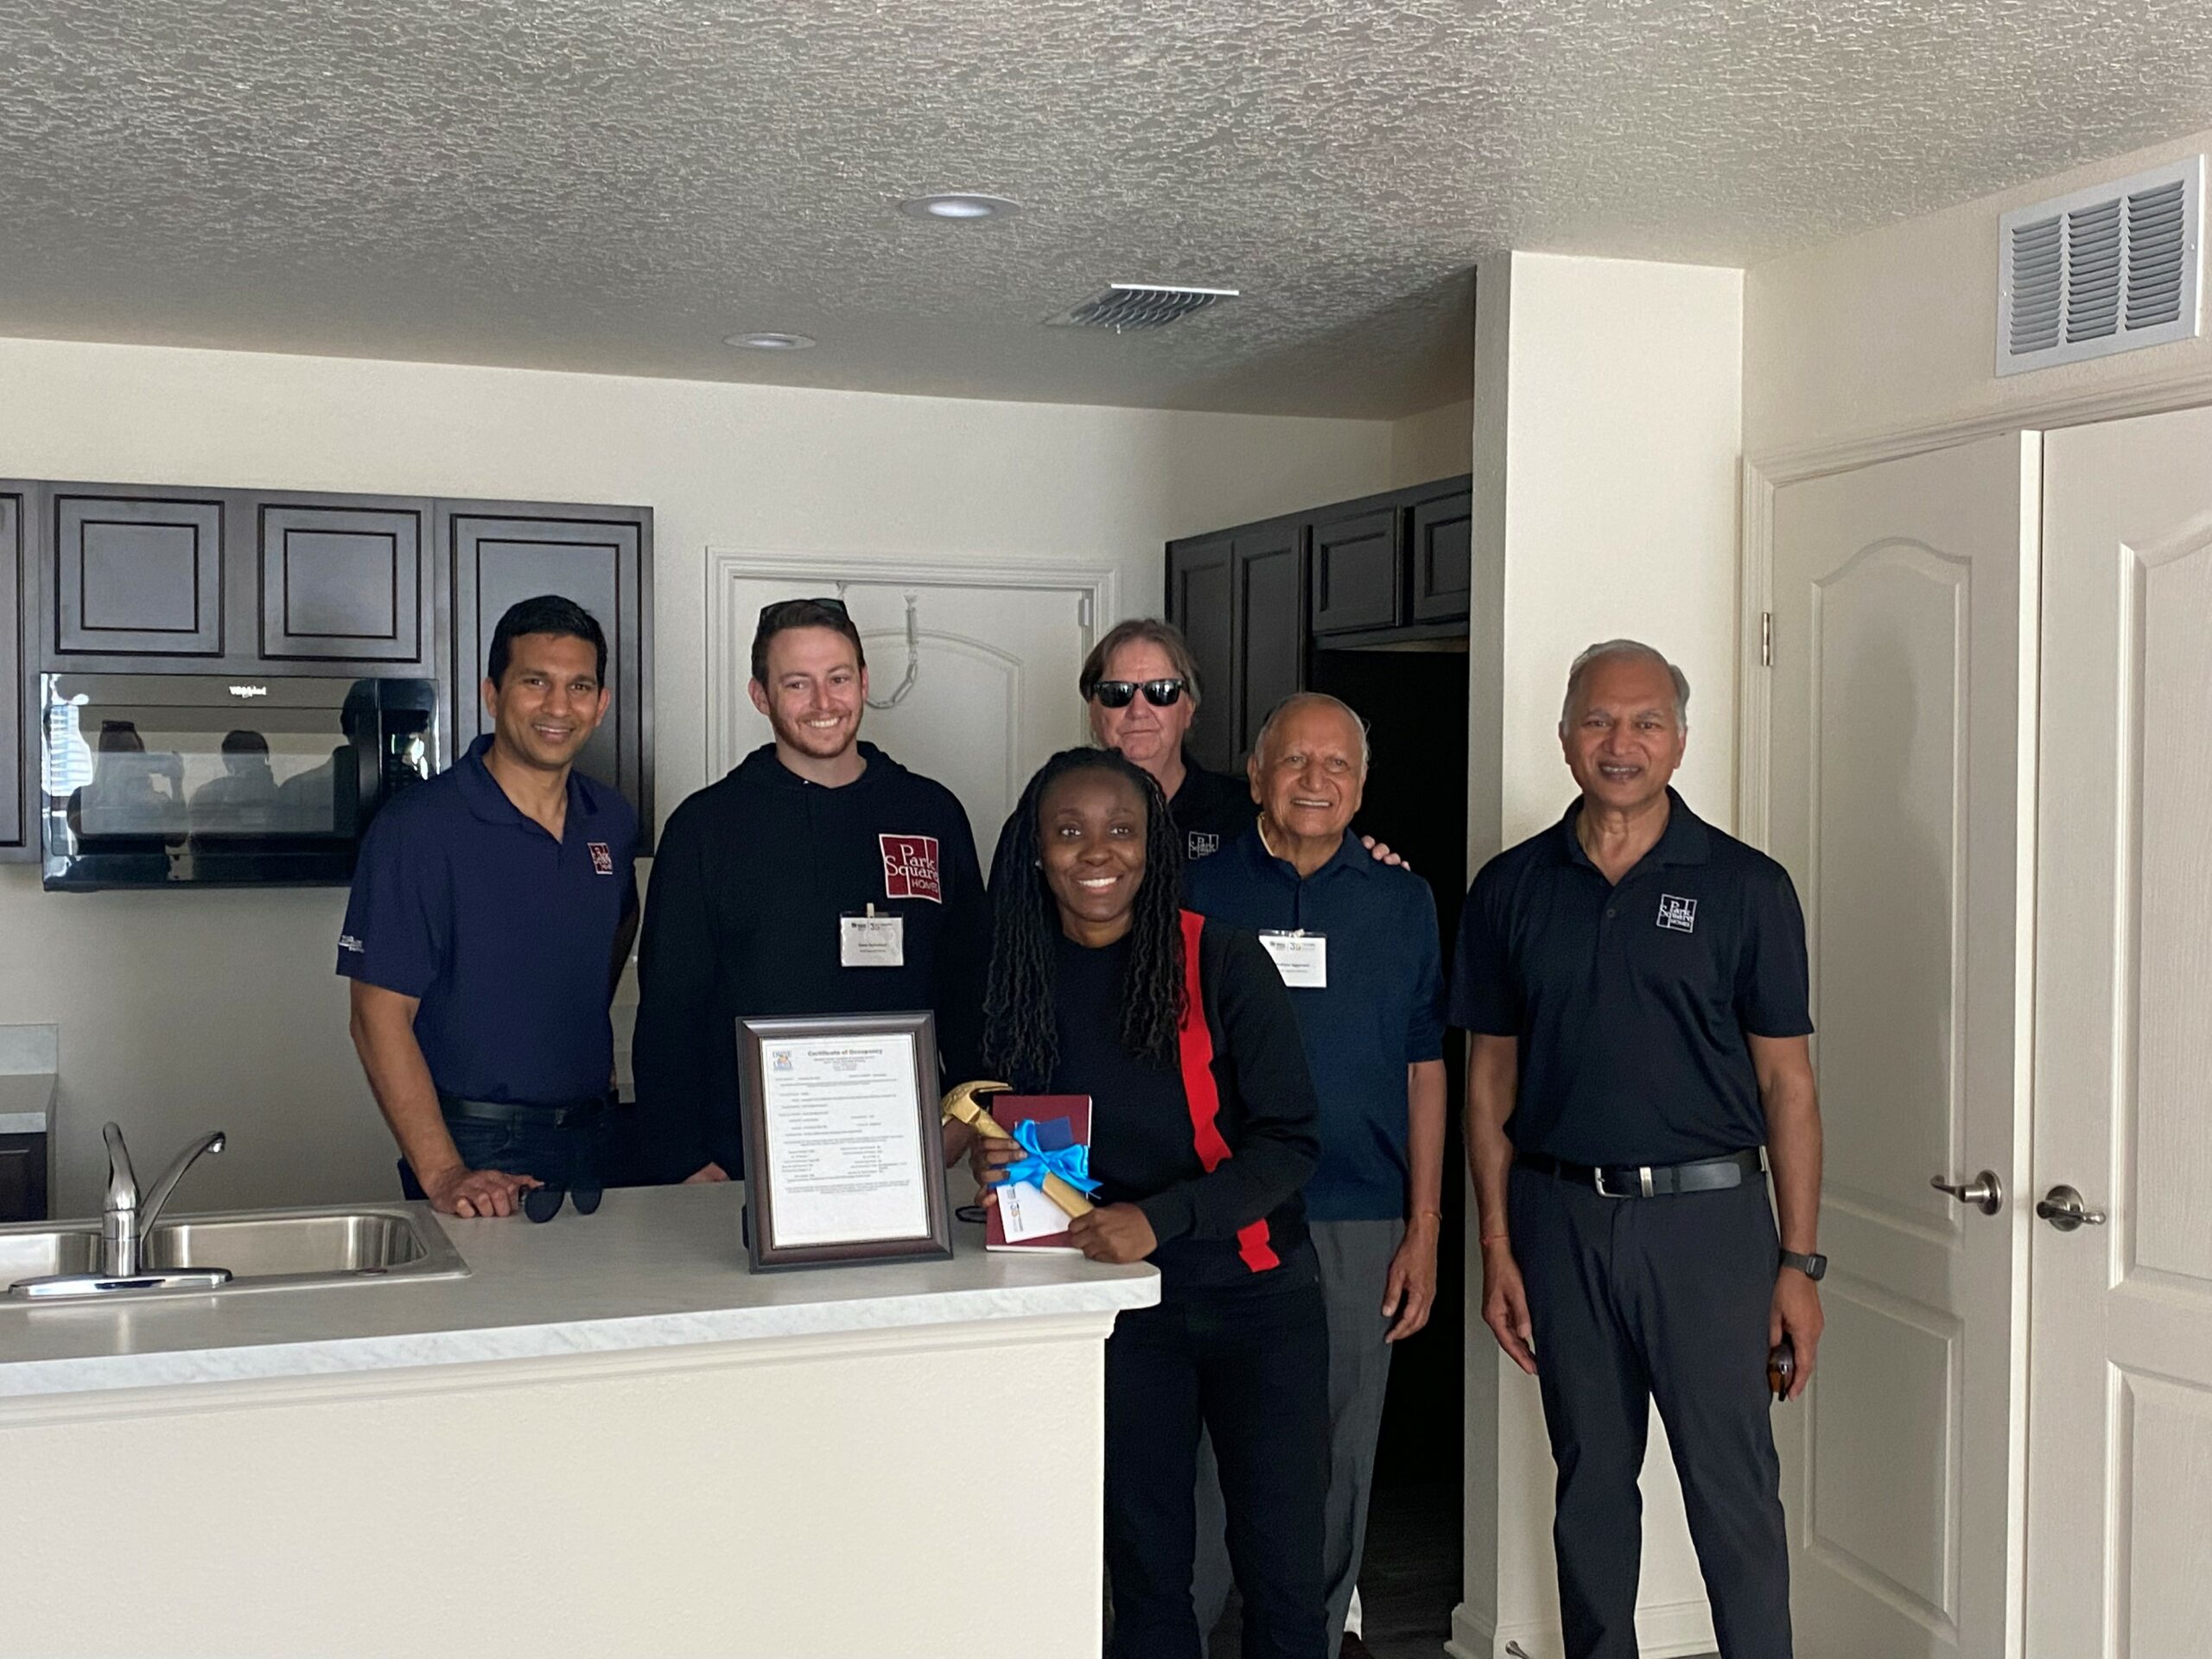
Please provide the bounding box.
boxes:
[1001,1118,1101,1198]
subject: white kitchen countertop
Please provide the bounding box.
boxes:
[0,1181,1156,1399]
[0,1071,54,1135]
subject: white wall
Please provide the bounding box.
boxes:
[0,336,1397,1214]
[1459,251,1744,1659]
[1389,397,1474,487]
[1746,124,2212,458]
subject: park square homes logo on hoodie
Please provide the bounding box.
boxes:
[880,834,944,903]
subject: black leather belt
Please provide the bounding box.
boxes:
[438,1091,610,1128]
[1516,1147,1766,1198]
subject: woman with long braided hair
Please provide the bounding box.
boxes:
[975,746,1330,1659]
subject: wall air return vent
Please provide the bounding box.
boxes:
[1998,156,2202,374]
[1045,283,1238,332]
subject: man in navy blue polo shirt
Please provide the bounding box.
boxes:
[1452,640,1823,1659]
[340,595,639,1218]
[1187,691,1446,1656]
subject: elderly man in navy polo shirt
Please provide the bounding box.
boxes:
[1187,690,1447,1658]
[1453,639,1824,1659]
[340,595,639,1219]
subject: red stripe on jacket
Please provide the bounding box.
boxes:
[1176,909,1280,1274]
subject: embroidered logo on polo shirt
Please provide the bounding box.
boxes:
[588,842,614,876]
[338,933,365,954]
[1187,831,1221,860]
[880,834,943,902]
[1656,894,1698,933]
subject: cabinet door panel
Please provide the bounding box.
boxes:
[260,503,426,663]
[1409,486,1472,622]
[1310,507,1400,633]
[0,493,20,852]
[1167,536,1236,775]
[1236,525,1305,761]
[451,513,647,830]
[55,494,224,656]
[0,1133,47,1224]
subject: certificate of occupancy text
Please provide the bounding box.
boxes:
[758,1033,931,1247]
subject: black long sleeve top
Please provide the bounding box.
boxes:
[632,743,992,1180]
[1046,913,1320,1298]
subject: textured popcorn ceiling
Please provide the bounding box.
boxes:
[4,0,2212,417]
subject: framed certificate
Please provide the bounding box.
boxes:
[735,1010,953,1271]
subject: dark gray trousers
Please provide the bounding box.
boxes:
[1191,1218,1402,1645]
[1509,1162,1792,1659]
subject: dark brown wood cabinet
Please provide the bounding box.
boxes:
[1310,506,1402,634]
[1233,524,1306,760]
[1166,474,1471,764]
[447,505,652,842]
[259,499,430,664]
[1408,484,1473,623]
[54,491,226,658]
[2,480,654,862]
[1166,524,1309,772]
[1166,536,1236,773]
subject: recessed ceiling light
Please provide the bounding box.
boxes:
[724,331,817,351]
[897,192,1021,223]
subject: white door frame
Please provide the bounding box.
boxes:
[702,549,1120,776]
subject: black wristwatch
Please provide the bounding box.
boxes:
[1779,1249,1827,1282]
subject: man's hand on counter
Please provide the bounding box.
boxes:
[420,1165,542,1218]
[684,1162,731,1184]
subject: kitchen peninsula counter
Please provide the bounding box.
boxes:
[0,1179,1154,1395]
[0,1183,1155,1659]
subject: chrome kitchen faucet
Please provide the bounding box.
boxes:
[103,1121,228,1277]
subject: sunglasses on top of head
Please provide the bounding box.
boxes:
[1090,678,1185,709]
[757,595,851,626]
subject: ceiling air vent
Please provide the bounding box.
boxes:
[1045,283,1238,333]
[1999,156,2202,374]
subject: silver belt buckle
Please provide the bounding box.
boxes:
[1593,1164,1656,1199]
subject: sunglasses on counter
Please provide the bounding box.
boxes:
[522,1174,604,1224]
[1090,678,1185,709]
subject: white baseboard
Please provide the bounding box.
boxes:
[1449,1595,1717,1659]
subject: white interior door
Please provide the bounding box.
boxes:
[2031,407,2212,1658]
[709,565,1098,850]
[1767,434,2039,1659]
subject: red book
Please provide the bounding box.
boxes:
[984,1094,1095,1253]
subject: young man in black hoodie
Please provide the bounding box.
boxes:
[632,598,991,1183]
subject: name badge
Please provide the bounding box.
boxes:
[840,910,906,969]
[1258,930,1327,988]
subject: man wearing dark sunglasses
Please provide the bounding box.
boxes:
[989,617,1407,898]
[632,595,991,1185]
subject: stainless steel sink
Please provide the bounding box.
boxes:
[1,1203,468,1302]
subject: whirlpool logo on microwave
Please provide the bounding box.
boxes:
[227,684,270,699]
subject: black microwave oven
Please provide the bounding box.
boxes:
[38,674,437,890]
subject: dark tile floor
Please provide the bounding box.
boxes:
[1206,1470,1460,1659]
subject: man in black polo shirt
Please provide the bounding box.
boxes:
[340,596,639,1218]
[632,597,990,1182]
[1452,639,1823,1659]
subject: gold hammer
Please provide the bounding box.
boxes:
[940,1079,1096,1218]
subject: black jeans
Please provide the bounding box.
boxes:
[1510,1162,1792,1659]
[397,1110,608,1200]
[1104,1268,1330,1659]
